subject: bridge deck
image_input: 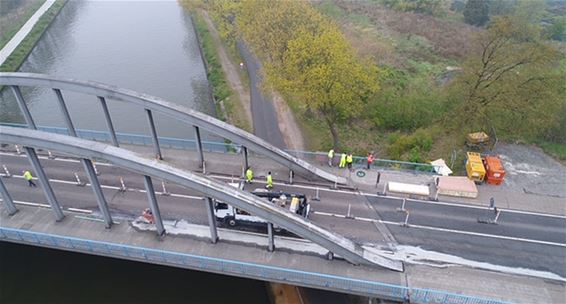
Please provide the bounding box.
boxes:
[1,205,406,299]
[2,205,563,303]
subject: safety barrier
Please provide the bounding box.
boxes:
[0,227,511,304]
[0,122,438,174]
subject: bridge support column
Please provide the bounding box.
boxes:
[267,222,275,252]
[98,97,119,147]
[145,109,163,160]
[143,175,165,236]
[83,159,113,228]
[11,85,37,129]
[53,89,76,136]
[194,126,204,169]
[242,146,249,172]
[204,197,218,243]
[0,177,18,215]
[54,89,113,228]
[24,147,65,221]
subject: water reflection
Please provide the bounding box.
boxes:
[0,1,215,140]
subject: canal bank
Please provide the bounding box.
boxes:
[0,0,66,72]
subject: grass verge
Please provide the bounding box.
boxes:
[0,0,66,73]
[0,0,47,50]
[537,142,566,163]
[189,10,251,132]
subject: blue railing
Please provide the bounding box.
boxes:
[0,227,511,304]
[0,122,438,174]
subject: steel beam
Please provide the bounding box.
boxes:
[11,85,36,129]
[204,197,218,243]
[267,223,274,252]
[143,175,165,236]
[98,96,119,147]
[82,159,113,228]
[145,109,162,160]
[0,73,347,184]
[242,146,249,171]
[53,88,77,136]
[0,126,403,271]
[0,177,18,215]
[24,147,64,221]
[194,126,204,169]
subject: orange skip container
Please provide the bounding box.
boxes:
[483,156,506,185]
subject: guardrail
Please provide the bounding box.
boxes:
[0,227,510,304]
[0,122,438,174]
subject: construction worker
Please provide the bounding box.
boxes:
[346,153,353,171]
[367,151,375,170]
[245,167,254,183]
[266,171,273,189]
[23,170,36,187]
[339,153,347,168]
[327,149,335,167]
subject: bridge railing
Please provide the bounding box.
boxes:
[0,122,438,174]
[0,227,510,304]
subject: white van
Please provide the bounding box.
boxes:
[214,182,310,230]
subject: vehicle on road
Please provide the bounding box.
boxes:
[214,183,310,231]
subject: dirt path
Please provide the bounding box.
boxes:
[199,10,252,129]
[272,91,305,151]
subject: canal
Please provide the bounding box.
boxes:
[0,1,268,302]
[0,0,215,139]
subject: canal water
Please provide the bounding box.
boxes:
[0,0,215,139]
[0,1,268,302]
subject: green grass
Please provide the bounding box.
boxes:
[0,0,47,50]
[0,0,66,73]
[538,142,566,162]
[191,11,251,132]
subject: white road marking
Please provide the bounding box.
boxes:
[3,174,203,200]
[67,208,92,214]
[2,151,564,219]
[311,211,566,248]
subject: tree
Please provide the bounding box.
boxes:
[273,24,380,149]
[447,15,564,140]
[463,0,489,26]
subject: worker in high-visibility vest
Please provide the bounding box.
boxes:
[245,167,253,183]
[339,153,346,168]
[346,153,353,171]
[367,151,375,170]
[327,149,335,167]
[266,171,273,189]
[23,170,36,187]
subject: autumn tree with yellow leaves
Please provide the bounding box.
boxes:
[210,0,380,149]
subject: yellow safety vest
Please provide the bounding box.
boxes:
[346,155,353,163]
[328,149,334,158]
[246,169,253,180]
[23,171,33,181]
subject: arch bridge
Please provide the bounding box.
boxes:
[0,72,398,270]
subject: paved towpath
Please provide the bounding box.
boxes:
[0,0,56,66]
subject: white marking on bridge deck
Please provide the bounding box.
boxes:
[2,151,565,219]
[311,211,566,248]
[1,174,202,200]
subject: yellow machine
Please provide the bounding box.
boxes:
[466,152,486,183]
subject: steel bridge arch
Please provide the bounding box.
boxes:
[0,126,402,271]
[0,72,346,184]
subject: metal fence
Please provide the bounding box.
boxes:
[0,227,510,304]
[0,122,438,174]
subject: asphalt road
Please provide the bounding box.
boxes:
[1,151,565,279]
[237,41,286,149]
